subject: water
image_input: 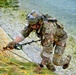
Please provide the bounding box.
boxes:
[19,0,76,38]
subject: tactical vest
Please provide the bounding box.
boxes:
[36,19,67,42]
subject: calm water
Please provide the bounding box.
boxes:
[19,0,76,38]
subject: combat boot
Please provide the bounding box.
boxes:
[62,55,71,69]
[33,65,42,74]
[46,64,56,71]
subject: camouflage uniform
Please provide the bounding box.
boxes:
[41,21,70,66]
[21,19,71,67]
[6,10,71,73]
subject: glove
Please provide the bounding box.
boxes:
[6,41,16,49]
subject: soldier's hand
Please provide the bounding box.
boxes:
[6,41,16,49]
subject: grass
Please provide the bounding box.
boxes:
[0,52,57,75]
[0,0,19,8]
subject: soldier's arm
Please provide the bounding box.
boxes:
[4,26,33,49]
[14,26,33,43]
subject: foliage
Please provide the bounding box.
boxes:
[0,53,56,75]
[0,0,19,8]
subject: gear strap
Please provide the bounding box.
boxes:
[14,39,41,50]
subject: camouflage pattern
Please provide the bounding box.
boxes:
[21,25,33,38]
[21,19,70,66]
[40,21,70,66]
[26,10,43,25]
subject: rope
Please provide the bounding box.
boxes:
[3,39,41,63]
[8,50,33,63]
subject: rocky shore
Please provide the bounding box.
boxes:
[0,8,76,75]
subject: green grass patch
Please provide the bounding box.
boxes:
[0,0,19,8]
[0,54,57,75]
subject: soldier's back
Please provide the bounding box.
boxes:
[43,21,57,35]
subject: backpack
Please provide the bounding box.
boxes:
[42,14,64,29]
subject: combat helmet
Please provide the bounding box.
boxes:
[26,10,44,25]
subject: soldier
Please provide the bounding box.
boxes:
[6,10,71,73]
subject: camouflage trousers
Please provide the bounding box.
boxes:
[41,39,70,66]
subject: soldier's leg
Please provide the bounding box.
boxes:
[53,40,71,69]
[34,50,55,73]
[41,50,56,71]
[34,33,56,73]
[46,59,56,71]
[33,50,50,73]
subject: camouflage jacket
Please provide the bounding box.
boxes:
[21,20,67,46]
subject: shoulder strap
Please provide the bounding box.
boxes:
[56,21,64,29]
